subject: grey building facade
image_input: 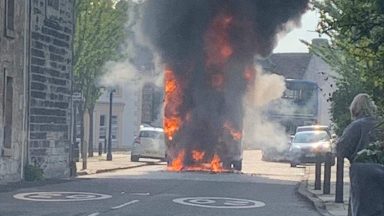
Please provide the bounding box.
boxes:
[28,0,73,178]
[0,0,28,183]
[0,0,74,184]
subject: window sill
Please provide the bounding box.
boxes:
[4,29,15,39]
[1,147,12,157]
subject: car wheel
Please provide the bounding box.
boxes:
[232,160,242,171]
[131,155,140,162]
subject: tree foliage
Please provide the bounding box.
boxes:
[312,0,384,135]
[73,0,140,155]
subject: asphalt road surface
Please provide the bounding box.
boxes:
[0,161,321,216]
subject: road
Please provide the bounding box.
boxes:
[0,151,321,216]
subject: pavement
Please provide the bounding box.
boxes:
[299,159,350,216]
[75,151,159,175]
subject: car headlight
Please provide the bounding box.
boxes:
[290,144,301,150]
[312,142,330,150]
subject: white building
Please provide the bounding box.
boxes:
[260,39,337,126]
[84,81,142,151]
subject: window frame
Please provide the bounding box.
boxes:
[2,69,13,152]
[4,0,15,38]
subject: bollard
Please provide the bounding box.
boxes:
[335,156,344,203]
[98,142,102,156]
[314,153,322,190]
[323,152,332,194]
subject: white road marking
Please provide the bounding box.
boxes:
[87,213,100,216]
[130,193,150,196]
[111,200,140,209]
[13,192,112,202]
[173,197,266,209]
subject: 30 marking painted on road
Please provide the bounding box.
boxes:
[13,192,112,202]
[111,200,140,209]
[173,197,266,209]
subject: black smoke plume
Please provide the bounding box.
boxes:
[141,0,309,169]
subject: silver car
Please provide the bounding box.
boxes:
[289,130,335,167]
[131,127,166,162]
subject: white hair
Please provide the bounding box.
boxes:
[349,93,377,120]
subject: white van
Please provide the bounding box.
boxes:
[131,127,166,162]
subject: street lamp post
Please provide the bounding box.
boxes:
[106,89,116,161]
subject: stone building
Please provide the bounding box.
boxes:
[0,0,28,183]
[28,0,74,178]
[0,0,74,184]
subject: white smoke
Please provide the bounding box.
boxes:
[243,66,290,153]
[99,60,140,87]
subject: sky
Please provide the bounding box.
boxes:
[273,10,324,53]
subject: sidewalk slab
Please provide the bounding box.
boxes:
[75,152,156,175]
[299,160,350,216]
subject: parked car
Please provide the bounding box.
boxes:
[289,130,335,167]
[131,126,166,162]
[296,125,334,138]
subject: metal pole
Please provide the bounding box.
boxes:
[323,152,332,194]
[98,141,102,156]
[314,154,322,190]
[335,156,344,203]
[106,90,115,161]
[104,137,107,154]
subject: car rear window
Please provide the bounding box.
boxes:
[294,131,330,143]
[139,131,164,139]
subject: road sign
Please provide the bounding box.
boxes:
[72,92,83,102]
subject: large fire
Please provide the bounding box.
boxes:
[142,0,309,173]
[163,11,249,173]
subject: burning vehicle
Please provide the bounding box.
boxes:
[141,0,309,172]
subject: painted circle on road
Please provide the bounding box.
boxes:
[173,197,265,209]
[13,192,112,202]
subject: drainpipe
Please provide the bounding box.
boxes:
[21,0,31,180]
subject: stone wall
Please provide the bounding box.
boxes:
[28,0,73,178]
[0,1,27,183]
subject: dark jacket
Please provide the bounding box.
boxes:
[336,116,378,163]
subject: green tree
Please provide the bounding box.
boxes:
[311,0,384,134]
[74,0,139,157]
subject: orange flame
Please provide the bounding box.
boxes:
[192,150,205,161]
[211,154,223,172]
[164,67,182,140]
[224,122,242,141]
[168,150,185,171]
[168,150,225,173]
[164,117,181,141]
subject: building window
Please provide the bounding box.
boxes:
[99,115,106,139]
[3,76,13,149]
[100,115,105,126]
[47,0,59,10]
[5,0,15,38]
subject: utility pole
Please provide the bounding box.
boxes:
[106,89,116,161]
